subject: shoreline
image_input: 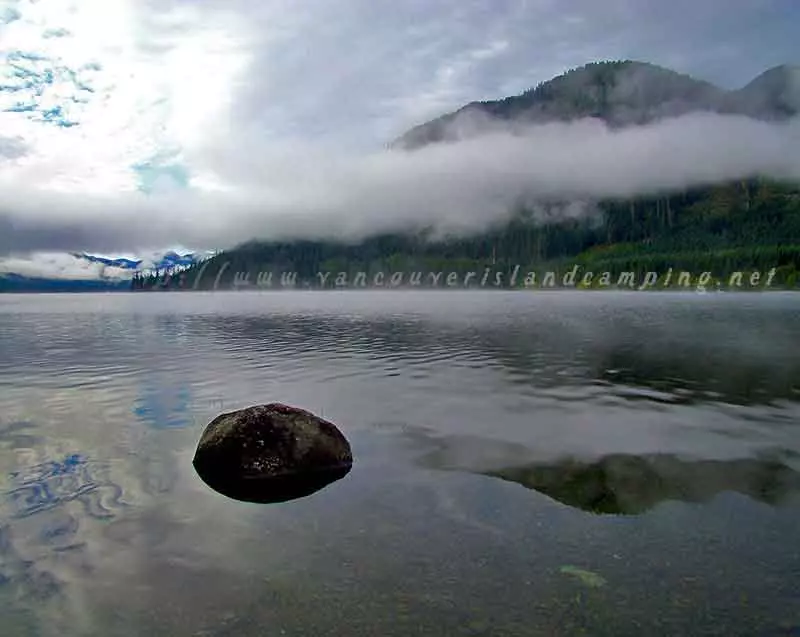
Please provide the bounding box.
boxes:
[128,285,797,293]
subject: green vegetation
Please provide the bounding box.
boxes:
[138,177,799,291]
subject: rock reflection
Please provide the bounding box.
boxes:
[195,464,352,504]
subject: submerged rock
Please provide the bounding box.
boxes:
[559,565,607,588]
[192,403,352,503]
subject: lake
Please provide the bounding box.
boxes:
[0,290,799,636]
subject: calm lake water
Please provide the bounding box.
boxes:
[0,291,799,636]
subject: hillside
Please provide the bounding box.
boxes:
[391,61,799,150]
[139,61,800,292]
[146,177,799,292]
[7,60,796,293]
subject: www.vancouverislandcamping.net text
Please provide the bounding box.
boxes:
[188,263,779,291]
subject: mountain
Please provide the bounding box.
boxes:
[73,250,200,271]
[9,60,799,293]
[72,254,143,270]
[168,175,799,292]
[0,250,205,293]
[392,60,800,150]
[730,64,800,119]
[165,61,800,291]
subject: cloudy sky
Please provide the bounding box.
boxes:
[0,0,799,276]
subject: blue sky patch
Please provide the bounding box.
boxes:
[0,50,96,127]
[132,155,190,194]
[133,383,192,430]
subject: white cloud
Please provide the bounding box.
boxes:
[0,252,132,280]
[0,0,249,194]
[0,113,798,259]
[1,0,799,279]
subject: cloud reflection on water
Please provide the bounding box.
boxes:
[0,292,798,635]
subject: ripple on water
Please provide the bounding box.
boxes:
[0,292,799,635]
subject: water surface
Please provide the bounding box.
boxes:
[1,291,799,636]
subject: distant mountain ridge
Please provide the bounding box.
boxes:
[0,250,205,293]
[73,250,199,272]
[392,61,800,150]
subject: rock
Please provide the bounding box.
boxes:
[192,403,352,503]
[559,565,607,588]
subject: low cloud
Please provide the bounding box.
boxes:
[0,252,134,280]
[0,112,798,258]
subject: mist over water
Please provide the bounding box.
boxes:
[1,113,799,256]
[0,291,798,635]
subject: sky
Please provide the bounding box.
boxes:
[0,0,799,278]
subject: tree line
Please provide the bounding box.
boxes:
[135,177,800,291]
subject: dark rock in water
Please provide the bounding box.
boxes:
[192,403,352,503]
